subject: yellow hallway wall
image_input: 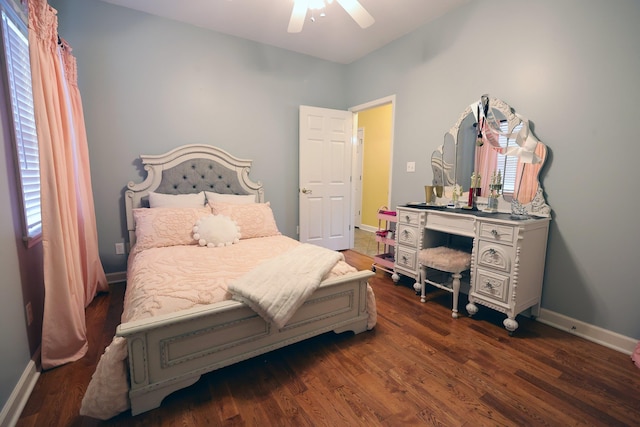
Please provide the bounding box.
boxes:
[359,103,392,228]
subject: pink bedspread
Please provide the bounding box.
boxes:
[80,236,376,419]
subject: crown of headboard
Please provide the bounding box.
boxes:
[124,144,264,246]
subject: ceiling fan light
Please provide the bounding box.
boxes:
[289,0,373,33]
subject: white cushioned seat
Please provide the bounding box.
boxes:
[416,246,471,318]
[418,246,471,273]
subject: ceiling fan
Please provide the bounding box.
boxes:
[288,0,375,33]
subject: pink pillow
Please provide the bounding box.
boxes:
[133,207,211,251]
[209,202,280,239]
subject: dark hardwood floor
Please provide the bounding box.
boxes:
[17,250,640,426]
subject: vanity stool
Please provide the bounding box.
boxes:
[416,247,471,318]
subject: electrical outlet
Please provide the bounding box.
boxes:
[26,302,33,326]
[406,161,416,172]
[115,242,125,255]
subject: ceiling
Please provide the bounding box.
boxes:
[99,0,470,64]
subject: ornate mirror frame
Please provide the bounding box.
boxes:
[431,96,551,218]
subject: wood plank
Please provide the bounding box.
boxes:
[15,250,640,427]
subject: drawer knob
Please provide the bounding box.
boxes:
[491,229,499,237]
[489,248,496,255]
[405,215,411,223]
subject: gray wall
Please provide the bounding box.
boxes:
[347,0,640,339]
[51,0,349,273]
[49,0,639,344]
[0,84,32,411]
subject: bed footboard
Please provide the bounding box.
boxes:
[117,270,374,416]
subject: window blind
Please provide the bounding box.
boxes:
[497,121,521,195]
[1,9,41,240]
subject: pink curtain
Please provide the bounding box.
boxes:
[28,0,108,369]
[514,142,546,204]
[475,143,499,196]
[58,40,108,305]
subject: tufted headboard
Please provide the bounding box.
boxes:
[125,144,264,246]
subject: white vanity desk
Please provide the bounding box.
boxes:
[401,95,553,334]
[394,205,550,334]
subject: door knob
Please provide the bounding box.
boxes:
[301,188,312,194]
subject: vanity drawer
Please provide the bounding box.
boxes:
[398,210,422,226]
[397,224,419,247]
[474,268,510,304]
[395,246,417,270]
[477,241,511,273]
[426,212,475,237]
[479,222,515,244]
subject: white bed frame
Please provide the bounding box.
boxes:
[121,144,374,415]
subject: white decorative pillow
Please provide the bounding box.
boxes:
[193,214,241,247]
[133,207,211,251]
[148,191,206,208]
[209,202,280,239]
[205,192,256,205]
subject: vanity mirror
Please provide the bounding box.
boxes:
[431,96,550,217]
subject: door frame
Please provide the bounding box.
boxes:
[353,127,364,229]
[349,95,396,234]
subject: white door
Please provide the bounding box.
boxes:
[353,128,364,228]
[299,105,353,250]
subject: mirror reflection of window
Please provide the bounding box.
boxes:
[497,120,522,199]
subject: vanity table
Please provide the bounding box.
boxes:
[395,205,549,334]
[397,95,552,334]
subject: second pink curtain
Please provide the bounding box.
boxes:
[513,142,546,204]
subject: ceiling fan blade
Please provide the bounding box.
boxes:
[288,0,309,33]
[335,0,375,29]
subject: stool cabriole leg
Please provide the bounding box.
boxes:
[451,272,461,318]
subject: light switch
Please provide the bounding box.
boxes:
[406,161,416,172]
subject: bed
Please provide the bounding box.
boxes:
[80,144,377,420]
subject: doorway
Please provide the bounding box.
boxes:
[350,95,395,234]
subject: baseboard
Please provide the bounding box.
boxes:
[106,271,126,284]
[357,224,377,233]
[537,308,638,355]
[0,357,40,427]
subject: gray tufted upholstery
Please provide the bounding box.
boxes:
[155,159,249,196]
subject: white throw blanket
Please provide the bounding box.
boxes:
[228,243,343,329]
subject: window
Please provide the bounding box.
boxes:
[1,2,41,244]
[496,120,521,196]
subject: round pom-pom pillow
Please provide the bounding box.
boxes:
[192,214,240,248]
